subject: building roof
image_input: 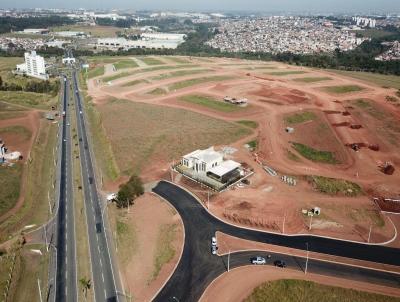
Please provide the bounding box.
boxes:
[208,160,241,177]
[184,147,222,163]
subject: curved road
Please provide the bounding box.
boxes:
[152,181,400,302]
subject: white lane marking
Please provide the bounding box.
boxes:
[101,273,105,283]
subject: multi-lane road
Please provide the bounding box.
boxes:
[72,70,120,302]
[153,180,400,301]
[55,75,78,301]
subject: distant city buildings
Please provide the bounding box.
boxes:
[207,17,366,55]
[15,51,48,80]
[375,41,400,61]
[96,33,186,50]
[352,17,377,28]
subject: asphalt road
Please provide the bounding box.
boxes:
[72,70,119,302]
[153,181,400,302]
[55,76,78,302]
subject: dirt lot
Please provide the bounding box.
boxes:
[87,55,400,243]
[111,193,184,302]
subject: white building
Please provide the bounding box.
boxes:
[181,147,242,184]
[15,51,48,80]
[62,57,76,65]
[96,36,183,50]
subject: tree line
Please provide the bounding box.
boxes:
[0,16,73,34]
[0,76,60,95]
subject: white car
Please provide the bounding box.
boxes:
[211,245,217,255]
[251,257,266,265]
[211,236,217,246]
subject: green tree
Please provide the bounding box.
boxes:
[116,174,144,208]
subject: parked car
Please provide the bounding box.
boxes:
[251,256,266,265]
[274,260,286,268]
[211,236,217,246]
[211,245,218,255]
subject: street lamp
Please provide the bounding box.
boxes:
[305,242,309,274]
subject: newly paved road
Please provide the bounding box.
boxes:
[55,76,78,302]
[153,181,400,302]
[72,71,119,302]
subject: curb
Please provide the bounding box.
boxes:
[162,180,398,246]
[149,190,186,302]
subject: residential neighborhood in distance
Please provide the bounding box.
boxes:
[0,2,400,302]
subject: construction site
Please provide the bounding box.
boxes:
[85,55,400,245]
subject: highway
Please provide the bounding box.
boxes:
[55,75,78,301]
[72,70,119,302]
[153,181,400,302]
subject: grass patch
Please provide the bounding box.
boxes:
[87,66,105,79]
[285,111,316,124]
[0,125,31,141]
[180,94,242,112]
[247,140,258,150]
[287,149,301,162]
[150,69,212,81]
[103,71,132,82]
[236,120,258,129]
[168,76,234,91]
[97,99,251,174]
[152,223,177,280]
[165,57,190,64]
[266,71,307,76]
[0,91,57,109]
[137,56,165,66]
[322,85,364,94]
[121,79,148,87]
[308,175,362,196]
[293,77,332,83]
[291,142,339,164]
[0,164,23,217]
[0,112,25,120]
[113,59,138,70]
[51,24,121,38]
[116,216,137,265]
[244,279,398,302]
[0,120,58,242]
[102,65,198,82]
[148,88,167,95]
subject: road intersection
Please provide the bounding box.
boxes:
[152,180,400,302]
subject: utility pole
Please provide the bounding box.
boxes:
[37,279,43,302]
[309,214,313,231]
[305,242,309,274]
[368,224,372,243]
[44,226,48,252]
[282,212,286,234]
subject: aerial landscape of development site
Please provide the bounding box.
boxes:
[0,1,400,301]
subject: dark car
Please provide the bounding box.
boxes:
[95,223,102,233]
[274,260,286,268]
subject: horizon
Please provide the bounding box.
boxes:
[1,0,399,14]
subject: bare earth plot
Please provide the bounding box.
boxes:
[109,193,183,302]
[86,55,400,244]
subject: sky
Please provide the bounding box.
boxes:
[2,0,399,13]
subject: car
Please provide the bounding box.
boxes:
[211,245,218,255]
[211,236,217,246]
[79,111,83,114]
[251,256,266,265]
[95,222,102,233]
[274,260,286,268]
[66,123,70,126]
